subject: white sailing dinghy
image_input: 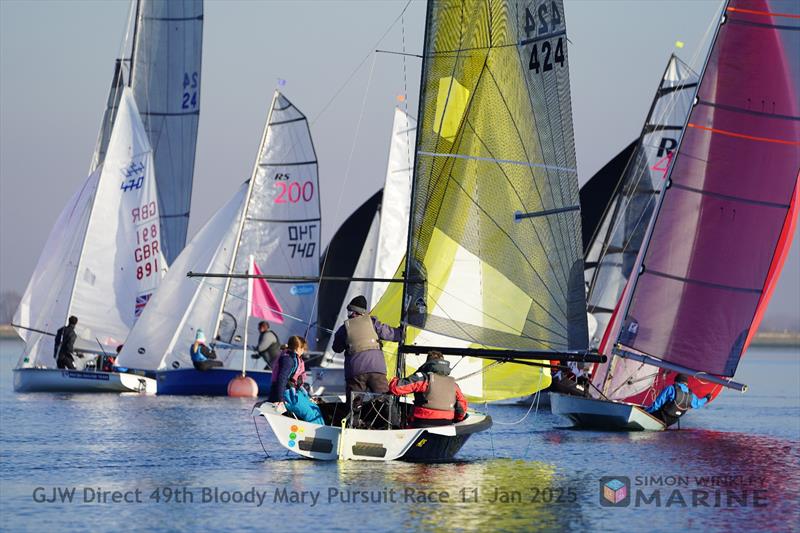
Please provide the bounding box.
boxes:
[553,0,800,430]
[13,88,164,394]
[12,0,203,394]
[119,91,340,395]
[251,0,602,461]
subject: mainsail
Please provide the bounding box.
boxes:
[585,56,699,350]
[215,92,321,352]
[129,0,203,264]
[611,0,799,389]
[374,0,588,401]
[15,88,163,366]
[119,91,320,371]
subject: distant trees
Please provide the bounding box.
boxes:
[0,291,21,324]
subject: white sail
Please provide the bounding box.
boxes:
[322,107,416,365]
[116,184,247,370]
[214,92,320,362]
[69,87,165,348]
[13,171,100,368]
[130,0,203,264]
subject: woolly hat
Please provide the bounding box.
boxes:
[195,329,206,343]
[346,295,368,314]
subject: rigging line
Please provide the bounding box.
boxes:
[309,0,413,126]
[308,53,379,338]
[443,176,573,327]
[186,277,334,335]
[456,127,570,303]
[461,108,572,297]
[375,49,422,58]
[417,151,577,173]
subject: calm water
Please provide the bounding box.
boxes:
[0,337,798,532]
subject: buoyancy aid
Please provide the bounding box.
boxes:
[271,351,306,386]
[344,314,380,353]
[413,372,457,415]
[663,383,692,420]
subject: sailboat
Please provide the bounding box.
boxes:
[253,0,602,461]
[13,89,164,393]
[12,0,203,394]
[117,91,334,396]
[552,0,800,430]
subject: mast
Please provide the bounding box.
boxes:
[608,1,729,365]
[211,91,278,341]
[397,0,434,380]
[128,0,142,88]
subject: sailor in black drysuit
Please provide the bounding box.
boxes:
[250,321,281,370]
[54,315,81,369]
[646,373,711,427]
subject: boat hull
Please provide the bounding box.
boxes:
[13,368,156,394]
[550,393,666,431]
[155,367,345,396]
[256,401,492,462]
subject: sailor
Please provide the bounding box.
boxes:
[332,295,402,401]
[190,329,223,371]
[250,321,281,370]
[54,316,82,370]
[389,350,468,428]
[646,373,711,427]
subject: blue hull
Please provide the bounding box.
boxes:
[155,368,273,396]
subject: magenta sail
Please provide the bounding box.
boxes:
[619,0,800,376]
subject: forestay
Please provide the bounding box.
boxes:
[616,0,800,378]
[130,0,203,264]
[375,0,588,401]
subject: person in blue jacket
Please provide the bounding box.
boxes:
[190,329,223,371]
[646,373,711,427]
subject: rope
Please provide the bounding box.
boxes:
[251,409,271,458]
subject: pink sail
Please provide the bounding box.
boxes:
[618,0,800,377]
[251,260,284,324]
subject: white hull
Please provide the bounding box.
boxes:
[306,367,345,396]
[550,393,665,431]
[256,401,492,462]
[13,368,156,394]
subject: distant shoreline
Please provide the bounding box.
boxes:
[1,323,797,348]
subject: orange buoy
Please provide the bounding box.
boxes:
[227,375,258,397]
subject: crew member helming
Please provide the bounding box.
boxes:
[389,351,468,428]
[646,373,710,427]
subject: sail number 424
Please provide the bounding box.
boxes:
[524,2,565,73]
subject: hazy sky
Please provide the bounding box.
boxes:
[0,0,797,326]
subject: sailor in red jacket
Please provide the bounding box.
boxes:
[388,351,468,428]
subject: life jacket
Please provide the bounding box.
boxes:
[413,372,457,418]
[662,383,693,420]
[271,351,306,386]
[344,314,380,353]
